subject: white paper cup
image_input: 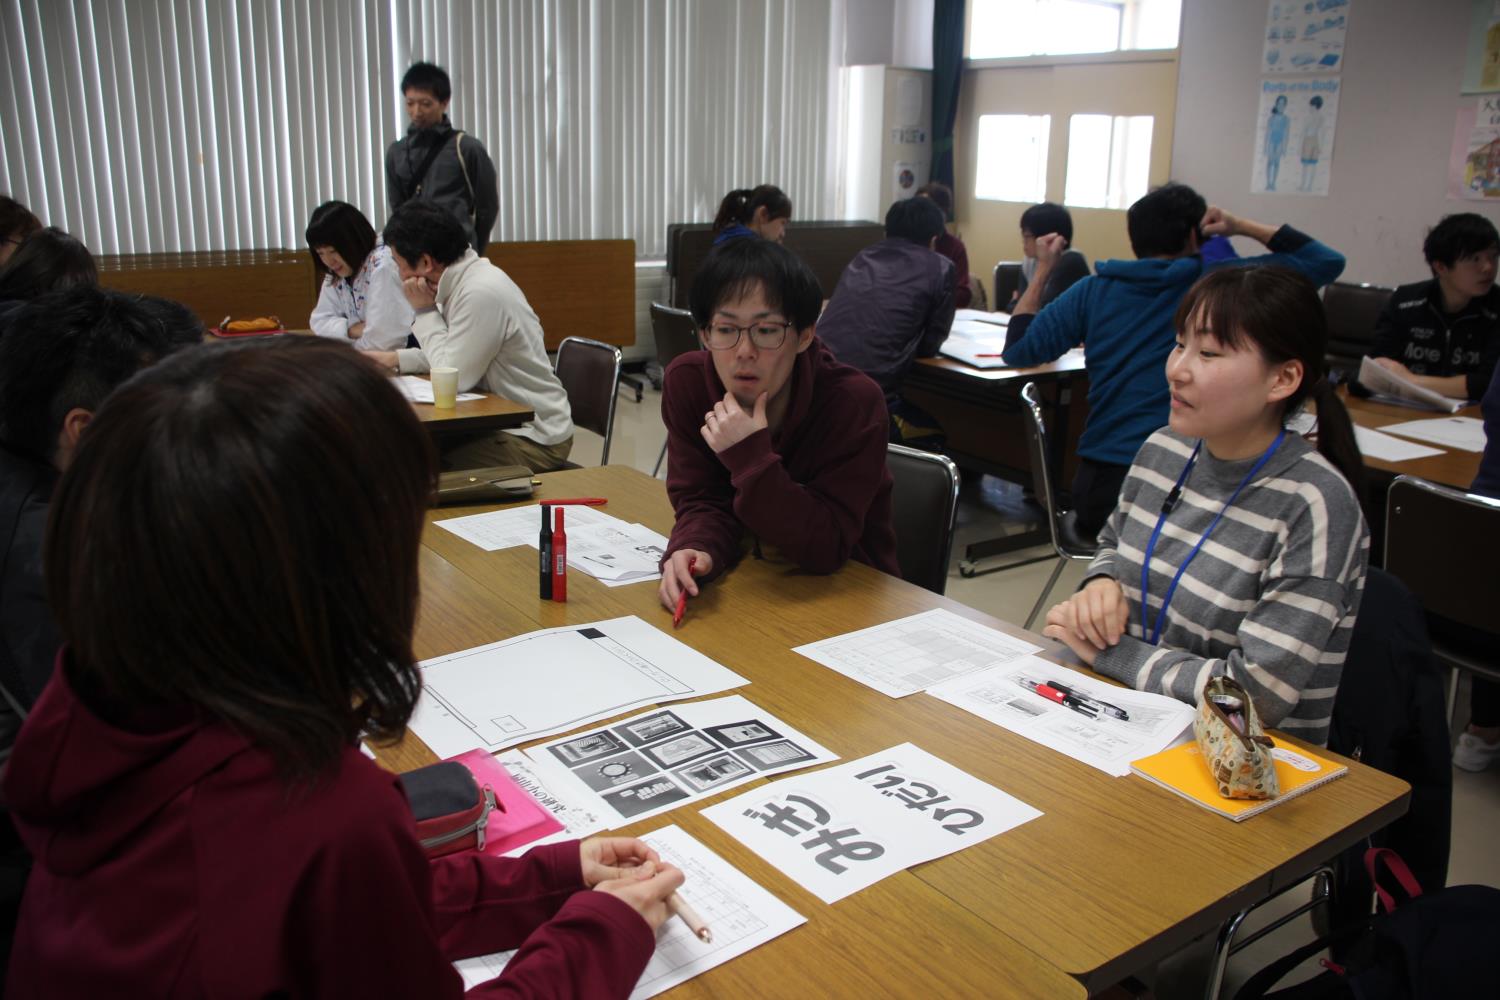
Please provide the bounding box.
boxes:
[431,367,459,409]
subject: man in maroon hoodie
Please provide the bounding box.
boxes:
[658,238,899,612]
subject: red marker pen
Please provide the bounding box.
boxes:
[552,507,567,602]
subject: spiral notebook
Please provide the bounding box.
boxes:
[1130,740,1347,821]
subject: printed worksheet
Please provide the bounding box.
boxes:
[926,654,1196,777]
[1379,416,1487,453]
[389,375,482,403]
[524,695,838,827]
[454,825,806,996]
[1352,425,1444,463]
[433,502,619,551]
[702,744,1040,904]
[408,616,747,758]
[793,608,1043,698]
[494,750,608,855]
[565,521,669,586]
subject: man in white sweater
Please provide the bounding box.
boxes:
[371,202,574,471]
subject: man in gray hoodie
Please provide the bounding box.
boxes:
[385,62,499,253]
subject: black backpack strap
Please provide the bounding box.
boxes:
[403,126,454,201]
[1232,920,1370,999]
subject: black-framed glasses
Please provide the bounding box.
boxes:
[703,320,793,351]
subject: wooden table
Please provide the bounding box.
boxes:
[386,466,1409,997]
[413,393,535,436]
[1341,389,1482,490]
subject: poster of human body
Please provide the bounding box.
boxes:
[1252,77,1340,196]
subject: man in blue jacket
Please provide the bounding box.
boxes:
[1002,182,1345,538]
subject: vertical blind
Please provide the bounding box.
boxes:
[0,0,838,258]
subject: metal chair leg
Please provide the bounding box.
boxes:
[1024,558,1067,630]
[652,440,668,478]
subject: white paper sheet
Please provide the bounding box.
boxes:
[926,655,1196,777]
[523,695,838,827]
[702,744,1040,904]
[390,374,482,404]
[495,751,608,854]
[793,608,1043,698]
[938,333,1010,369]
[564,521,668,585]
[1378,416,1487,453]
[1357,357,1465,414]
[953,308,1010,326]
[455,825,806,996]
[408,616,748,758]
[435,502,622,552]
[1353,424,1446,463]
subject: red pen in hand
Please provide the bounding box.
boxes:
[673,558,697,628]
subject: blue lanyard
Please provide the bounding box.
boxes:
[1140,430,1286,646]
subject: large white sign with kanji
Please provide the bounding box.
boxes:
[700,743,1041,904]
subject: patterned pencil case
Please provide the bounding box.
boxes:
[1193,676,1280,800]
[398,761,498,857]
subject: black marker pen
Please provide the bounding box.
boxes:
[539,504,553,600]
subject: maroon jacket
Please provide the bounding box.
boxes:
[662,340,899,581]
[3,659,654,998]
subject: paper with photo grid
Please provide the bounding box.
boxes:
[407,616,747,758]
[455,824,806,996]
[793,608,1043,698]
[701,743,1041,904]
[522,695,838,828]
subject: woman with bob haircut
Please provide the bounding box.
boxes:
[711,184,792,246]
[1043,266,1368,747]
[3,337,681,997]
[306,199,414,351]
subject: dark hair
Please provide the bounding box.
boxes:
[712,185,793,234]
[0,195,41,246]
[0,227,97,301]
[1127,183,1206,259]
[383,200,471,267]
[1020,202,1073,243]
[885,196,948,246]
[400,61,452,103]
[305,201,378,283]
[46,337,435,780]
[1423,213,1500,270]
[0,286,203,461]
[688,238,823,331]
[1174,267,1363,495]
[915,181,955,221]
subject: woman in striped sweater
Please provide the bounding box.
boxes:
[1043,266,1368,746]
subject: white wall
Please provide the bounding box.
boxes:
[1172,0,1500,287]
[843,0,933,67]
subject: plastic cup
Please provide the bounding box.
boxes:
[431,367,459,409]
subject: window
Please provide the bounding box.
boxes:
[969,0,1181,59]
[1064,114,1153,210]
[974,114,1050,203]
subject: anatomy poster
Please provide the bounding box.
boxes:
[1251,77,1340,196]
[1262,0,1349,75]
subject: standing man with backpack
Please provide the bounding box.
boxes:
[385,62,499,254]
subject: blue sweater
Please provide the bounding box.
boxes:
[1002,226,1345,466]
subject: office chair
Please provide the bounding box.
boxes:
[554,336,622,466]
[649,303,704,477]
[1384,475,1500,727]
[1018,381,1098,628]
[1322,281,1393,379]
[993,261,1023,310]
[886,444,962,595]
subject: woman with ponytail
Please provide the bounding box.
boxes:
[1042,266,1368,746]
[711,184,792,246]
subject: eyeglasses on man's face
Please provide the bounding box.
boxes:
[703,319,794,351]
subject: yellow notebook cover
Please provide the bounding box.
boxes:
[1130,740,1348,821]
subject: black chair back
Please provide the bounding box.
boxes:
[993,261,1023,309]
[1385,476,1500,632]
[554,336,622,465]
[649,302,701,371]
[886,444,960,595]
[1323,281,1393,377]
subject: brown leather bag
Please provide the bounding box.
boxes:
[434,466,537,506]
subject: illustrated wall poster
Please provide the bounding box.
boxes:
[1251,77,1340,196]
[1449,95,1500,199]
[1261,0,1349,76]
[1463,0,1500,94]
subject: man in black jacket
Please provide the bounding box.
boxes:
[0,289,201,725]
[385,62,500,253]
[1369,213,1500,402]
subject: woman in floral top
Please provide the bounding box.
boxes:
[306,201,414,351]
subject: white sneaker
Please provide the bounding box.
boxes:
[1452,731,1500,772]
